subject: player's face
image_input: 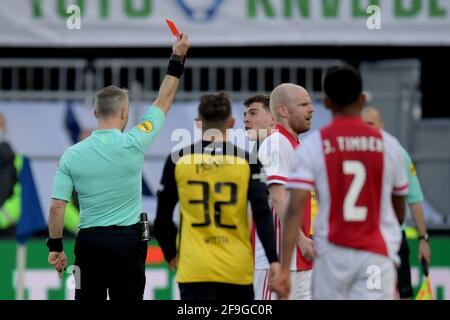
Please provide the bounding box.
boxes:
[244,102,274,141]
[286,89,314,134]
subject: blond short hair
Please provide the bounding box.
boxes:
[95,86,129,119]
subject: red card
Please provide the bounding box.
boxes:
[165,19,181,37]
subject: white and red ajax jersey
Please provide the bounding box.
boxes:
[253,124,312,271]
[286,117,408,263]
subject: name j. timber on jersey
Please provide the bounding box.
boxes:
[323,136,384,154]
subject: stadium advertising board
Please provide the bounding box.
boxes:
[1,238,450,300]
[0,0,449,46]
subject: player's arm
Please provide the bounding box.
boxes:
[153,34,189,115]
[282,188,308,271]
[282,140,316,266]
[270,187,308,299]
[270,181,313,260]
[268,184,287,221]
[258,137,289,222]
[154,154,179,263]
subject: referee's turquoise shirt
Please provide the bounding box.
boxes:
[52,106,165,229]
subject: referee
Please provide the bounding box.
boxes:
[154,92,280,300]
[46,34,189,300]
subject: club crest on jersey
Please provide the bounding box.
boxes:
[137,121,153,133]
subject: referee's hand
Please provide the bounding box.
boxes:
[172,33,189,57]
[168,257,178,271]
[48,251,68,279]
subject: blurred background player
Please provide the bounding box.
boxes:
[0,113,20,236]
[361,106,431,299]
[154,92,280,300]
[243,94,277,300]
[258,83,315,300]
[272,65,408,300]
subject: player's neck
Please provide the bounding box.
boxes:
[276,121,297,139]
[202,130,228,142]
[332,104,362,118]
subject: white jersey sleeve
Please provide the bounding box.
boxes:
[286,132,321,191]
[258,132,292,185]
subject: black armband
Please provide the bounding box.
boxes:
[46,237,63,252]
[166,54,185,79]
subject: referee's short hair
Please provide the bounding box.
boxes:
[198,91,232,129]
[95,86,129,119]
[324,65,362,108]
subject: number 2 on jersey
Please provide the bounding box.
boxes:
[343,160,368,222]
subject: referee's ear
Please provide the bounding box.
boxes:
[94,109,98,119]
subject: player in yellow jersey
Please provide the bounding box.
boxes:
[154,92,280,300]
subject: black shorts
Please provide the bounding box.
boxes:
[74,223,148,300]
[397,230,413,299]
[179,282,254,301]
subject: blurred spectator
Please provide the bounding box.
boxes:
[0,113,21,236]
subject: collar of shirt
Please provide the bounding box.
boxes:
[275,123,299,148]
[91,129,122,136]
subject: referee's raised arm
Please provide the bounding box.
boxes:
[46,34,190,301]
[153,33,189,115]
[124,33,190,153]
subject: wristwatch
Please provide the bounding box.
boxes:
[418,233,429,242]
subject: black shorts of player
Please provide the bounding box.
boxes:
[397,230,413,299]
[179,282,254,301]
[74,223,148,300]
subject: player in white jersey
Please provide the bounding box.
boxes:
[258,83,315,300]
[243,94,276,300]
[271,65,408,300]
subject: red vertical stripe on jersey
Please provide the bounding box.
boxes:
[320,117,388,257]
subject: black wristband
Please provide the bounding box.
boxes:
[166,59,185,79]
[170,54,186,65]
[46,238,63,252]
